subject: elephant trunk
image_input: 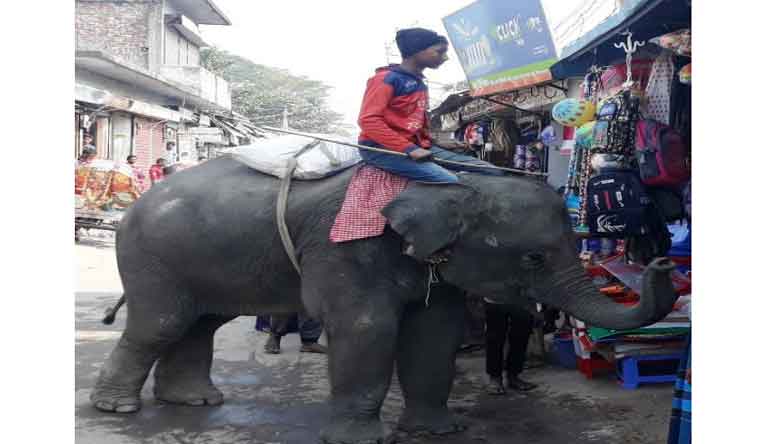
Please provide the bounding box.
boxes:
[540,257,678,331]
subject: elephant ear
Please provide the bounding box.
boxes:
[382,183,474,261]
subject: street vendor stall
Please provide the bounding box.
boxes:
[75,159,142,238]
[539,8,692,444]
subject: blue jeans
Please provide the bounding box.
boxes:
[359,144,502,184]
[268,312,322,344]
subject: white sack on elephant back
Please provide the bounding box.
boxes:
[231,134,362,179]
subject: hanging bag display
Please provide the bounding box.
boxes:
[585,169,653,237]
[634,119,690,187]
[591,89,641,156]
[643,51,675,125]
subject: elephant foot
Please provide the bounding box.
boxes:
[91,385,142,413]
[397,406,467,436]
[320,419,395,444]
[154,379,224,406]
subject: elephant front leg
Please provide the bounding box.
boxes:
[315,291,400,444]
[396,283,468,436]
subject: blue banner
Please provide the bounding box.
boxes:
[443,0,557,96]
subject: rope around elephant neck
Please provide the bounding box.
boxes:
[426,264,441,307]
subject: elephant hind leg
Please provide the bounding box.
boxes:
[396,283,468,435]
[91,279,198,413]
[153,314,235,406]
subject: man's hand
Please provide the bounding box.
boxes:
[408,148,433,161]
[433,139,468,150]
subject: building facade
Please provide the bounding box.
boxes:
[75,0,232,172]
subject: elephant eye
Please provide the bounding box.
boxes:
[521,252,545,269]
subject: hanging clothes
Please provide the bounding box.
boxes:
[454,125,467,142]
[490,119,520,153]
[513,145,526,169]
[464,122,483,146]
[540,125,556,146]
[525,145,541,172]
[480,119,492,144]
[643,50,675,125]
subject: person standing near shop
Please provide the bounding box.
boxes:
[149,158,166,186]
[263,312,327,354]
[126,155,147,192]
[76,147,97,168]
[165,141,177,165]
[357,27,500,183]
[82,133,96,153]
[484,295,538,394]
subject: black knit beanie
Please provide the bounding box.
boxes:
[396,28,448,58]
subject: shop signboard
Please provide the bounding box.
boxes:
[460,83,566,122]
[443,0,557,97]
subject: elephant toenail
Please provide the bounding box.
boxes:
[95,401,113,411]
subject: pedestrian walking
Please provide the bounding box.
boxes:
[126,155,147,192]
[149,158,166,186]
[263,313,327,354]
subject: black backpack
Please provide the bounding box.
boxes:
[585,169,653,237]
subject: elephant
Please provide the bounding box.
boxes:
[91,155,678,444]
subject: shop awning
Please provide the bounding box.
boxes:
[550,0,691,79]
[75,83,182,122]
[430,93,474,119]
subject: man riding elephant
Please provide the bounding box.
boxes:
[358,28,500,183]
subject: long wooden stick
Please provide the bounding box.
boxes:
[259,126,548,177]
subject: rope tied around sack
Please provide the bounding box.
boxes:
[276,140,322,275]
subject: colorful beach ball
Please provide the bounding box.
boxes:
[678,63,691,85]
[552,99,596,127]
[575,121,596,148]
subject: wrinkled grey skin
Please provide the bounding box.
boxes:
[91,156,677,443]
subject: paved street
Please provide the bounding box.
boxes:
[75,231,673,444]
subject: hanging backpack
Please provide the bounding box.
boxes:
[647,187,685,223]
[634,119,690,187]
[591,90,641,155]
[585,169,653,238]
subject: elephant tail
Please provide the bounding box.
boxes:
[101,294,126,325]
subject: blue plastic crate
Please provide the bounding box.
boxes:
[553,335,577,369]
[616,353,683,389]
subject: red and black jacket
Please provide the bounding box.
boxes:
[358,65,432,153]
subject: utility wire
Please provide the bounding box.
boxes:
[555,0,608,43]
[552,0,593,31]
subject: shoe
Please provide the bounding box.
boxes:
[507,375,537,391]
[300,342,327,354]
[264,335,281,354]
[487,376,506,395]
[524,359,546,370]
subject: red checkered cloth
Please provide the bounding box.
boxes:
[329,165,409,243]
